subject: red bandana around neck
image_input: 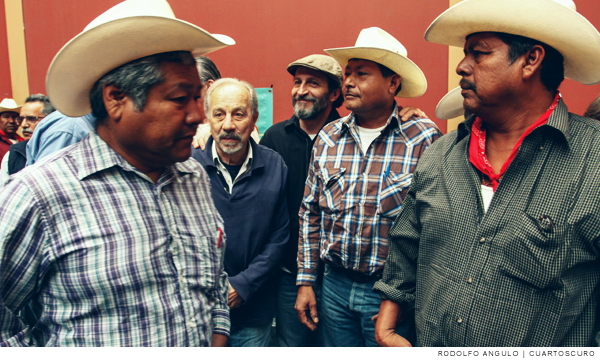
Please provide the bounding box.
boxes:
[0,128,24,142]
[469,93,560,191]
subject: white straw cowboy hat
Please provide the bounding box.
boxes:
[325,27,427,98]
[0,98,21,114]
[46,0,235,117]
[425,0,600,85]
[436,87,464,120]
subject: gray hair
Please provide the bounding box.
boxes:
[195,56,222,84]
[204,78,259,118]
[89,51,196,122]
[25,94,55,116]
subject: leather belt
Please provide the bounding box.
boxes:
[328,265,382,284]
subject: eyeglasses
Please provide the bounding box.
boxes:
[15,115,45,125]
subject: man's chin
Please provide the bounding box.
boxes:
[22,133,32,140]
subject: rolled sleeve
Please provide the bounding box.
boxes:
[297,150,322,286]
[211,270,230,337]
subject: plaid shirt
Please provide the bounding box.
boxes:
[373,99,600,346]
[0,131,229,347]
[297,104,441,285]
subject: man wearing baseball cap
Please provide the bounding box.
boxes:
[0,0,234,346]
[374,0,600,347]
[295,28,441,346]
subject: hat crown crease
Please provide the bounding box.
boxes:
[356,27,408,57]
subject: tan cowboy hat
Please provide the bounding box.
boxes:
[436,87,464,120]
[46,0,235,117]
[287,54,343,88]
[0,98,21,114]
[325,27,427,98]
[425,0,600,85]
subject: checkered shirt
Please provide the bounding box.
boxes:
[373,99,600,346]
[0,131,229,346]
[297,104,441,285]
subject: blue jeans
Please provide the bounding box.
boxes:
[228,321,272,347]
[275,270,322,346]
[320,264,414,347]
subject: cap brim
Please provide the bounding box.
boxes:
[425,0,600,85]
[46,16,235,117]
[325,47,427,98]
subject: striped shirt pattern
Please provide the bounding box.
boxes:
[374,99,600,346]
[297,104,441,285]
[0,131,229,346]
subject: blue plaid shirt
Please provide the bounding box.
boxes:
[0,131,229,346]
[297,104,441,285]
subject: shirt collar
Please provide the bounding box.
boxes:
[76,131,198,181]
[457,96,571,147]
[340,102,401,135]
[211,136,254,169]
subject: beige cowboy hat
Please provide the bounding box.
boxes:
[287,54,343,88]
[0,98,21,114]
[425,0,600,85]
[436,87,464,120]
[46,0,235,117]
[325,27,427,98]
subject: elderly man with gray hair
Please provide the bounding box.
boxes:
[191,78,290,347]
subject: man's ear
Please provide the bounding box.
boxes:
[390,74,402,96]
[522,45,545,81]
[329,88,342,104]
[102,84,127,122]
[253,111,259,123]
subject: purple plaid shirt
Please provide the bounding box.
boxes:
[0,131,229,346]
[297,104,441,285]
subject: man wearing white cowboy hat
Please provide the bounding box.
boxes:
[0,0,235,347]
[0,98,24,166]
[296,27,441,346]
[374,0,600,347]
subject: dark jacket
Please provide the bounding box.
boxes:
[8,140,28,175]
[259,109,340,273]
[191,137,290,327]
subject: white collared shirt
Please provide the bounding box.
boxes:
[211,140,253,194]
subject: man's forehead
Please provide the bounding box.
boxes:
[0,111,18,117]
[346,58,379,69]
[211,83,250,105]
[465,32,504,48]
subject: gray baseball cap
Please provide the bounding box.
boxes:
[287,54,343,88]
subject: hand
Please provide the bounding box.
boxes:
[374,300,412,347]
[228,285,243,309]
[295,285,318,331]
[192,123,211,150]
[212,334,228,347]
[398,106,428,122]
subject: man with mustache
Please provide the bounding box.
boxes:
[0,94,55,184]
[296,28,441,346]
[0,98,24,166]
[373,0,600,347]
[0,0,234,346]
[191,78,290,346]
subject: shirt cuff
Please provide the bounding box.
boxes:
[372,280,415,313]
[212,308,230,337]
[296,268,317,286]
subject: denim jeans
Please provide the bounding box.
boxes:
[320,264,414,347]
[228,321,272,347]
[275,269,322,346]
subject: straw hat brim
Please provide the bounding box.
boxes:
[425,0,600,85]
[436,87,464,120]
[46,16,234,117]
[325,47,427,98]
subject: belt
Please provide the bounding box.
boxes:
[328,264,382,284]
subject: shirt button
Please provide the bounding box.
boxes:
[479,237,485,243]
[457,318,463,324]
[467,277,473,284]
[539,146,544,150]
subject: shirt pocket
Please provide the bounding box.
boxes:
[499,211,567,290]
[319,167,346,214]
[377,171,412,218]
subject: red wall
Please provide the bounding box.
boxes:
[0,0,12,98]
[19,0,600,132]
